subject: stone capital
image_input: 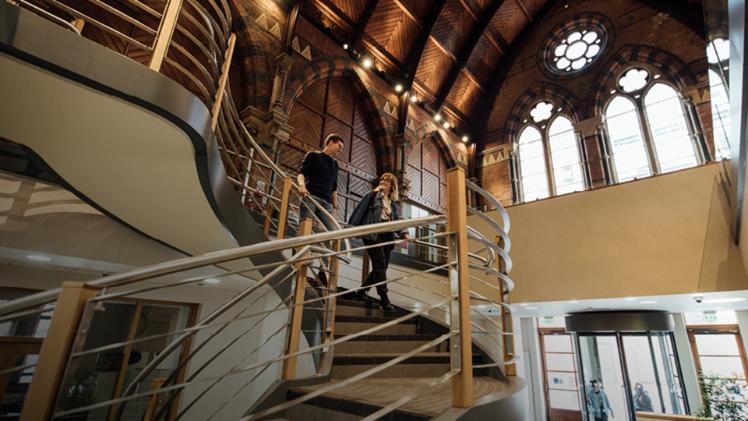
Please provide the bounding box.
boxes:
[274,52,295,73]
[573,115,604,137]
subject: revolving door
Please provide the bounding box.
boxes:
[567,312,689,421]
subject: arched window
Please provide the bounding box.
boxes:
[548,116,585,194]
[517,126,549,201]
[643,83,698,172]
[709,69,730,159]
[605,96,651,182]
[604,68,702,182]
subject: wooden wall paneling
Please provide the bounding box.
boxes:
[323,117,353,160]
[407,142,422,167]
[331,0,368,22]
[351,136,377,177]
[353,103,373,138]
[289,104,324,147]
[365,0,418,63]
[349,174,372,197]
[422,139,439,174]
[298,79,328,113]
[406,164,422,196]
[327,79,356,124]
[422,170,440,205]
[489,0,527,44]
[280,145,306,174]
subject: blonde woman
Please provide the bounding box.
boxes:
[348,173,410,312]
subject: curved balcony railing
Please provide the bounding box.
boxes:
[1,0,518,418]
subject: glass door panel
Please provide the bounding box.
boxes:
[579,335,630,420]
[542,332,583,421]
[622,336,662,413]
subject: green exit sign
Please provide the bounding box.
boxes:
[703,311,717,321]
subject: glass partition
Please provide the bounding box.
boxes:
[578,335,630,421]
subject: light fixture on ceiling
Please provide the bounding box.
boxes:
[610,89,616,94]
[461,135,469,142]
[624,297,637,301]
[26,254,52,262]
[519,303,529,307]
[654,74,661,79]
[640,300,657,304]
[362,57,373,69]
[410,94,418,103]
[568,300,579,304]
[704,297,747,304]
[394,84,403,93]
[442,121,450,129]
[203,278,221,284]
[525,306,538,310]
[434,113,442,122]
[343,43,349,50]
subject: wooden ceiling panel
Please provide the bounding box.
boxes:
[431,0,475,55]
[522,0,547,16]
[466,34,501,84]
[489,0,528,44]
[330,0,368,23]
[445,71,482,116]
[414,38,454,95]
[397,0,435,21]
[365,0,420,63]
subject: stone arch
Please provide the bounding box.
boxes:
[505,82,584,145]
[283,56,395,171]
[590,44,697,116]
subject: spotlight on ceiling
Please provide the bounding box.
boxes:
[442,121,450,129]
[394,84,403,93]
[361,57,373,69]
[461,135,469,142]
[410,94,418,103]
[343,43,349,50]
[434,113,442,122]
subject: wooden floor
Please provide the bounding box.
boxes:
[293,376,507,417]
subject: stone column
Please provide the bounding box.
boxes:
[270,52,295,114]
[573,115,609,187]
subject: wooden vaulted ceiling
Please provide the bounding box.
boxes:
[301,0,550,128]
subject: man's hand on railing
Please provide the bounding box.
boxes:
[398,233,411,249]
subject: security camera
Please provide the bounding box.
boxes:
[693,295,703,304]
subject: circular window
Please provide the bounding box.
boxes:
[551,30,602,72]
[618,68,649,93]
[539,13,612,77]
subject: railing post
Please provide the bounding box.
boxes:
[497,235,516,376]
[149,0,183,71]
[20,282,97,421]
[210,33,237,131]
[143,378,165,421]
[282,218,312,379]
[446,167,474,408]
[275,176,293,239]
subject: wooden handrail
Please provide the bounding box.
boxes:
[149,0,183,71]
[282,218,313,379]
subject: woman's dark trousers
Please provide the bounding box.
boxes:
[362,235,394,302]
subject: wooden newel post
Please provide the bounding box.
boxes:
[21,282,97,421]
[149,0,183,71]
[446,167,474,408]
[282,218,313,379]
[275,176,293,239]
[497,235,516,376]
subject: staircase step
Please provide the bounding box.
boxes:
[335,338,448,354]
[335,321,417,336]
[285,391,429,421]
[335,314,413,324]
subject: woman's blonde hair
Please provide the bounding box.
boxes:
[375,172,399,201]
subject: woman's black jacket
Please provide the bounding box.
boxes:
[348,191,407,242]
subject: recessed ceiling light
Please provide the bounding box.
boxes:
[704,297,747,304]
[410,94,418,103]
[362,57,373,68]
[519,303,529,307]
[343,43,349,50]
[568,300,579,304]
[461,135,469,142]
[525,306,538,310]
[624,297,637,301]
[434,113,442,122]
[203,278,221,284]
[394,84,403,93]
[640,300,657,304]
[27,254,51,262]
[442,121,450,129]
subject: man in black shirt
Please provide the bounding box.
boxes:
[298,133,344,231]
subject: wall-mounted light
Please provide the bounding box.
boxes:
[394,84,403,93]
[362,57,373,69]
[434,113,442,122]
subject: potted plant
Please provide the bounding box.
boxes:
[696,371,747,421]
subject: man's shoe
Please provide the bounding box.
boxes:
[380,301,396,313]
[355,290,373,305]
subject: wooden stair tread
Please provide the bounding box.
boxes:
[290,377,508,417]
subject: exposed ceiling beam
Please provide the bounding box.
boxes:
[282,2,302,53]
[391,0,422,27]
[352,0,381,49]
[433,0,505,111]
[515,0,532,22]
[400,0,448,87]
